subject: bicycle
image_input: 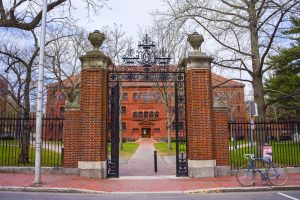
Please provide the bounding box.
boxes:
[236,153,289,186]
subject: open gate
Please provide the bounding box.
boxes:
[107,82,120,178]
[107,34,188,178]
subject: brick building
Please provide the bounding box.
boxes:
[46,69,245,140]
[0,76,8,114]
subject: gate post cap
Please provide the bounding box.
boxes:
[187,32,204,52]
[88,30,105,50]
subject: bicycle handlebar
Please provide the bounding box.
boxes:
[243,154,255,160]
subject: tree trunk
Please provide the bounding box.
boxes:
[19,67,31,163]
[252,75,266,117]
[166,104,172,150]
[248,3,266,157]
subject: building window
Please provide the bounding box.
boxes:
[154,128,160,132]
[133,93,138,100]
[59,107,65,117]
[138,111,143,118]
[155,111,159,118]
[122,122,126,131]
[149,111,154,118]
[132,128,139,133]
[144,111,148,118]
[133,112,138,118]
[121,106,126,114]
[172,122,184,130]
[123,93,128,100]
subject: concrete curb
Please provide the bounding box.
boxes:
[185,185,300,193]
[0,185,300,194]
[0,186,107,194]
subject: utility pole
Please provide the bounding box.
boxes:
[33,0,48,185]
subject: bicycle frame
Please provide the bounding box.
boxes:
[246,156,278,181]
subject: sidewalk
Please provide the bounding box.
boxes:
[120,139,175,176]
[1,172,300,193]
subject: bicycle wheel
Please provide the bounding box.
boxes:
[236,166,256,186]
[268,165,288,186]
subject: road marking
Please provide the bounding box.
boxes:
[277,192,299,200]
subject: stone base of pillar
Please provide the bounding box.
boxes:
[78,161,107,179]
[188,160,216,178]
[215,166,231,176]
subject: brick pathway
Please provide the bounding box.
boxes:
[120,138,175,176]
[1,173,300,192]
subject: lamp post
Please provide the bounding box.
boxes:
[33,0,48,185]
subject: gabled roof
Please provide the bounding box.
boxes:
[212,73,245,88]
[47,74,80,89]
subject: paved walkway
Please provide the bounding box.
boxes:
[120,139,175,176]
[1,173,300,192]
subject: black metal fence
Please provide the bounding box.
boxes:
[229,119,300,169]
[0,114,64,167]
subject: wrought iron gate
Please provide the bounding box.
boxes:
[175,80,188,176]
[106,34,188,177]
[107,82,120,178]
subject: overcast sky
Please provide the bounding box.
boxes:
[72,0,253,98]
[75,0,162,38]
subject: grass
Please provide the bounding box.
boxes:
[119,142,139,160]
[154,142,186,156]
[0,141,62,166]
[230,141,300,168]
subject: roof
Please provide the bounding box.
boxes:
[212,73,245,88]
[47,74,80,89]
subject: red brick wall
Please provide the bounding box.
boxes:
[213,87,246,119]
[212,108,230,166]
[186,69,213,160]
[45,89,66,140]
[0,77,8,114]
[63,109,81,168]
[80,68,107,161]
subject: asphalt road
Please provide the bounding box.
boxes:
[0,191,300,200]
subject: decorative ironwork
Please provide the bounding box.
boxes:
[107,82,120,178]
[122,34,171,69]
[107,33,188,178]
[175,81,188,176]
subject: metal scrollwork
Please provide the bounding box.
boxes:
[122,34,171,69]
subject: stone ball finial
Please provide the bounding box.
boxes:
[187,31,204,52]
[88,30,105,50]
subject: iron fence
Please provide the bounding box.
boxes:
[229,119,300,169]
[0,114,64,167]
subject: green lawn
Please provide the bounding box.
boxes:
[230,140,250,147]
[0,141,62,166]
[154,142,186,156]
[230,142,300,168]
[119,142,139,160]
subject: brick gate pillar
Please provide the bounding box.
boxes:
[185,32,215,178]
[78,30,112,178]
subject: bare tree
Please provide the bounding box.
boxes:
[102,24,132,150]
[0,0,109,30]
[0,24,75,163]
[142,21,190,149]
[44,25,90,104]
[154,0,300,117]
